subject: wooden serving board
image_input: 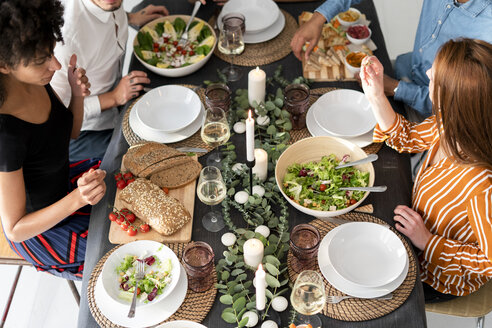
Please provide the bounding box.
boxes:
[108,154,197,244]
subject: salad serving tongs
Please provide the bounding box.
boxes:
[178,1,202,47]
[339,186,387,192]
[335,154,378,169]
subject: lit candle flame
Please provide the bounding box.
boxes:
[248,109,252,120]
[258,263,263,271]
[256,66,260,73]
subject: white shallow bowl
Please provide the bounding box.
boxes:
[328,222,408,287]
[157,321,208,328]
[133,15,216,78]
[101,240,181,307]
[219,0,279,34]
[336,8,361,26]
[275,136,374,218]
[136,85,201,132]
[346,24,372,45]
[318,225,409,298]
[312,89,376,138]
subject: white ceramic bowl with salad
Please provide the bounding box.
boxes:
[101,240,181,307]
[133,15,217,77]
[275,136,375,218]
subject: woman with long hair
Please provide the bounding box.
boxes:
[0,0,106,280]
[361,38,492,302]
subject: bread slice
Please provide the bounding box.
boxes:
[150,160,202,189]
[138,155,195,179]
[123,142,185,177]
[118,178,191,236]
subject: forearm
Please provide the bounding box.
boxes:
[5,190,85,242]
[69,96,84,139]
[366,94,397,132]
[98,91,118,111]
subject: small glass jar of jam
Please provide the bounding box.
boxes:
[284,84,310,130]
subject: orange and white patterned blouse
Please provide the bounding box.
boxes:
[374,114,492,296]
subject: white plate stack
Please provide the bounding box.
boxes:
[218,0,285,43]
[129,85,204,143]
[318,222,409,298]
[307,89,377,147]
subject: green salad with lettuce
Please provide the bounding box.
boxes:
[116,254,173,303]
[282,154,369,211]
[134,17,215,69]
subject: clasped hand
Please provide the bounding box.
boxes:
[77,168,106,206]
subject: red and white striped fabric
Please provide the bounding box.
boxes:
[374,114,492,296]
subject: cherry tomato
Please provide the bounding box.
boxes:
[126,178,135,185]
[125,213,136,223]
[127,226,137,236]
[108,212,118,222]
[163,37,169,43]
[189,50,195,56]
[114,172,122,181]
[173,41,178,46]
[350,199,357,205]
[139,224,150,233]
[162,187,169,194]
[120,208,130,214]
[123,172,133,180]
[116,180,127,190]
[319,184,327,192]
[153,42,159,48]
[176,46,183,51]
[159,46,166,52]
[136,287,141,295]
[120,221,130,231]
[181,50,187,55]
[115,215,125,225]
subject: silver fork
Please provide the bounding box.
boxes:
[127,260,145,318]
[327,293,393,304]
[178,1,201,47]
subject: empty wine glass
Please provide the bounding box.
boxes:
[197,166,227,232]
[290,270,326,328]
[201,106,230,167]
[218,13,245,82]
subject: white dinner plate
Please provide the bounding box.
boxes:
[318,224,409,298]
[219,0,279,34]
[94,265,188,328]
[218,8,285,44]
[306,101,373,147]
[135,85,201,133]
[100,240,181,307]
[157,320,208,328]
[328,222,407,287]
[130,100,204,144]
[312,89,376,137]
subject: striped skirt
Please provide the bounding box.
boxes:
[7,158,101,281]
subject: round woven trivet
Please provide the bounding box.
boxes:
[287,212,417,322]
[288,87,383,154]
[210,10,297,67]
[87,243,218,327]
[121,84,214,157]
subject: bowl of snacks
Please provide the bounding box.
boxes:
[275,136,375,218]
[101,240,181,307]
[344,51,368,75]
[346,24,372,45]
[336,8,361,26]
[133,15,217,77]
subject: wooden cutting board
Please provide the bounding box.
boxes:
[108,154,197,244]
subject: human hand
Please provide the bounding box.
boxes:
[360,56,385,100]
[197,0,228,5]
[290,12,326,61]
[77,169,107,206]
[68,54,90,97]
[111,71,150,106]
[393,205,433,250]
[128,4,169,27]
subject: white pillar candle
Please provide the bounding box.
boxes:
[255,264,267,311]
[248,66,266,106]
[246,110,255,162]
[252,148,268,181]
[243,238,264,268]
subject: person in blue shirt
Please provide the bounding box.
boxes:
[291,0,492,118]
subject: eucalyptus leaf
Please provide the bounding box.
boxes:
[265,262,280,276]
[274,107,281,117]
[243,280,253,289]
[264,244,277,255]
[283,121,292,131]
[238,316,249,328]
[266,273,281,288]
[236,228,247,234]
[221,311,237,324]
[248,196,256,204]
[266,125,277,135]
[231,268,244,276]
[244,231,255,239]
[233,296,247,312]
[266,289,274,299]
[274,98,284,107]
[227,188,236,196]
[265,101,275,111]
[235,261,245,268]
[220,294,234,305]
[221,271,230,281]
[246,301,256,310]
[265,255,281,267]
[236,273,248,281]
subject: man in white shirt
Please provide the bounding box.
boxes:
[51,0,168,161]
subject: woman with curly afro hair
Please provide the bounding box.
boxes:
[0,0,106,280]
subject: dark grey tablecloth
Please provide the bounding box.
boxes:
[77,1,427,327]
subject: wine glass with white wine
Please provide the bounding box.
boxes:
[290,270,326,328]
[201,106,230,167]
[197,166,227,232]
[218,13,245,82]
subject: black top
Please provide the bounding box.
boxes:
[0,85,73,213]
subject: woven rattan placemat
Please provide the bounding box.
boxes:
[288,87,383,154]
[88,243,217,327]
[122,85,213,157]
[287,212,417,322]
[210,10,297,67]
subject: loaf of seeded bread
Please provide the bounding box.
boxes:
[118,178,191,236]
[150,160,202,189]
[123,142,185,177]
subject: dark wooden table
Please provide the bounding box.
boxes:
[77,1,427,327]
